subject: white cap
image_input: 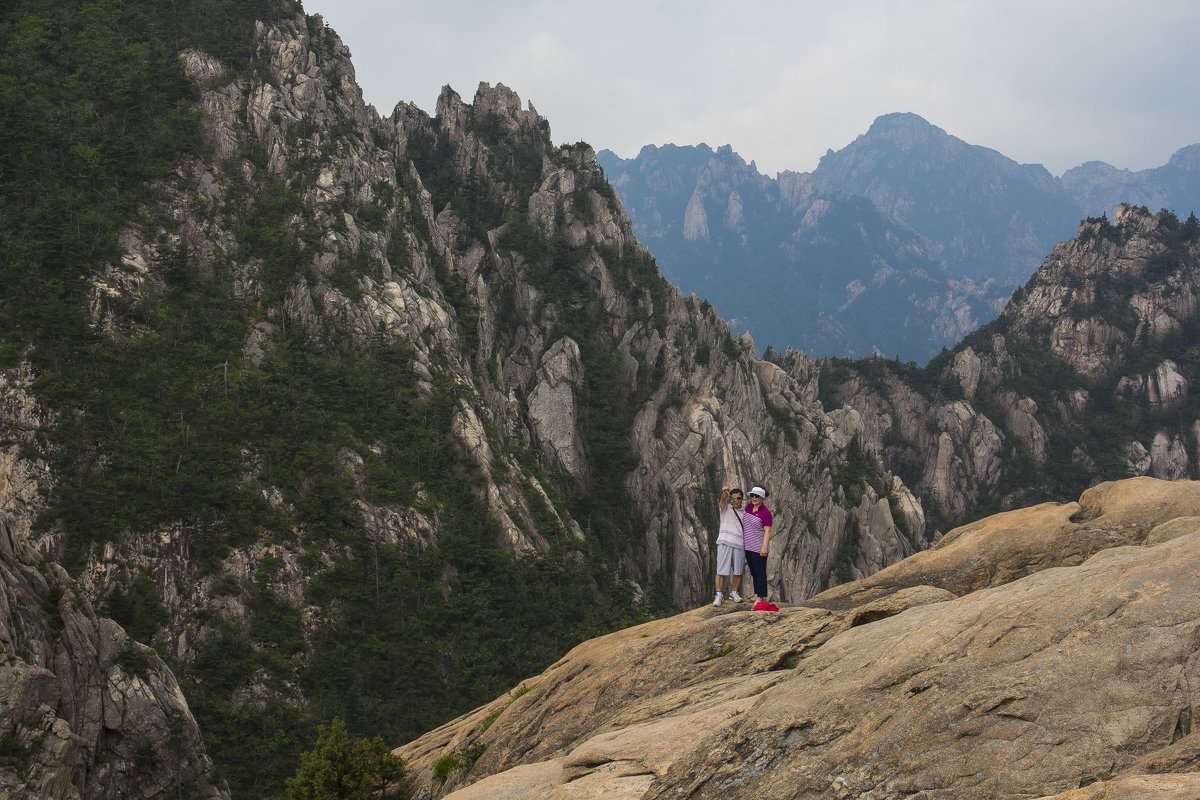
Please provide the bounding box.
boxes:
[749,486,766,498]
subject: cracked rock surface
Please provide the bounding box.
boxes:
[401,477,1200,800]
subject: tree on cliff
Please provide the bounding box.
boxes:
[284,718,408,800]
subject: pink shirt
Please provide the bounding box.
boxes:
[742,505,773,553]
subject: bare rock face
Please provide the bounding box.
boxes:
[526,337,587,478]
[1034,773,1200,800]
[1152,360,1190,406]
[666,529,1199,800]
[398,477,1200,800]
[1006,206,1193,378]
[807,476,1200,606]
[682,190,709,241]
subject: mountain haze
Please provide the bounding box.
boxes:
[811,112,1082,286]
[599,143,1005,361]
[602,114,1200,362]
[1063,143,1200,221]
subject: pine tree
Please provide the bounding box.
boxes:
[284,719,408,800]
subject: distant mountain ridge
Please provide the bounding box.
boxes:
[600,114,1200,361]
[600,141,1008,361]
[1063,143,1200,219]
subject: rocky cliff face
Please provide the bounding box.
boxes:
[815,204,1200,531]
[64,14,927,611]
[0,367,224,800]
[397,477,1200,800]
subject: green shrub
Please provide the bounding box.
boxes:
[432,752,458,781]
[432,742,486,782]
[285,718,407,800]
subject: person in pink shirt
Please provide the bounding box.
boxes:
[742,486,773,602]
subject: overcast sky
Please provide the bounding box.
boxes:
[315,1,1200,178]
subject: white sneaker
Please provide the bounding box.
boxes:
[712,592,724,607]
[729,591,743,603]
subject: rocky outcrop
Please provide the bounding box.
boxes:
[815,205,1200,531]
[806,476,1200,607]
[0,366,224,800]
[526,337,587,479]
[1004,204,1200,374]
[398,478,1200,800]
[682,190,709,241]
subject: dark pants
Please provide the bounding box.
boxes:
[745,550,768,599]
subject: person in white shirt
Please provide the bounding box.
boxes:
[712,486,746,606]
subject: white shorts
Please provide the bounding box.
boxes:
[716,543,745,576]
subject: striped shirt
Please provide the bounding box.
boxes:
[742,505,773,553]
[717,504,744,548]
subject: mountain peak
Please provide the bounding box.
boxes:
[1169,143,1200,171]
[627,142,715,161]
[812,112,1078,285]
[862,111,947,145]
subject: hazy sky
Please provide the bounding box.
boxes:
[315,1,1200,178]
